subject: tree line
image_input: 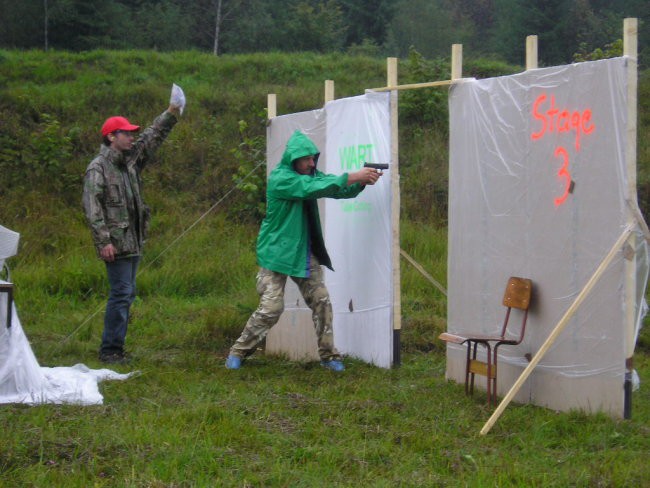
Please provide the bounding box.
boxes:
[0,0,648,65]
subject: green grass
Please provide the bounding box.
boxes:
[1,218,649,487]
[1,353,649,486]
[1,49,649,486]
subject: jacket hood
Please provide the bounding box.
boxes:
[279,130,320,170]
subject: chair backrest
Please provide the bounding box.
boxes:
[499,277,532,341]
[502,277,532,310]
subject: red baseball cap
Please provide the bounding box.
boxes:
[101,116,140,137]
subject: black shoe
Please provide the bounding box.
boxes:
[99,351,130,365]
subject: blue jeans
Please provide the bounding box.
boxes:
[102,256,139,354]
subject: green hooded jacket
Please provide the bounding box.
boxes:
[257,130,365,277]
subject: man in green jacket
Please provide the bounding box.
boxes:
[226,130,383,371]
[83,100,181,364]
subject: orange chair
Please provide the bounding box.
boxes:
[439,277,532,406]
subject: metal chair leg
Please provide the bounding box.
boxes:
[470,342,479,395]
[465,342,472,395]
[491,349,498,406]
[486,344,493,406]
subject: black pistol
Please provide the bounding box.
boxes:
[363,162,389,170]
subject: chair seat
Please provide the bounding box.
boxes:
[439,332,521,344]
[437,332,467,344]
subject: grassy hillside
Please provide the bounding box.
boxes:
[1,50,649,486]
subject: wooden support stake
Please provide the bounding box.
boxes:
[480,225,634,435]
[400,249,447,297]
[324,80,335,104]
[623,17,639,419]
[267,93,277,119]
[451,44,462,80]
[387,57,401,366]
[526,35,538,70]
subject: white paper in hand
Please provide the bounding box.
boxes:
[170,83,186,115]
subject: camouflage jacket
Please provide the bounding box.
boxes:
[82,111,177,258]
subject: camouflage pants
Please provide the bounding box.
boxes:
[229,255,339,361]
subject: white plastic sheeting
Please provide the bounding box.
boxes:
[0,225,135,405]
[0,225,19,271]
[446,57,648,415]
[265,92,394,367]
[0,304,134,405]
[324,93,393,367]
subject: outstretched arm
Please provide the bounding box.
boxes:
[131,109,178,170]
[132,84,185,170]
[347,166,383,186]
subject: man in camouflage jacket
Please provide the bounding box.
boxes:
[83,103,180,363]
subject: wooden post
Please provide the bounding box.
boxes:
[387,57,401,367]
[451,44,462,80]
[267,93,277,119]
[324,80,335,104]
[623,17,638,419]
[526,35,538,70]
[624,18,638,201]
[480,226,634,435]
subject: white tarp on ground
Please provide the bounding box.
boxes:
[446,57,649,416]
[0,227,134,405]
[265,91,394,367]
